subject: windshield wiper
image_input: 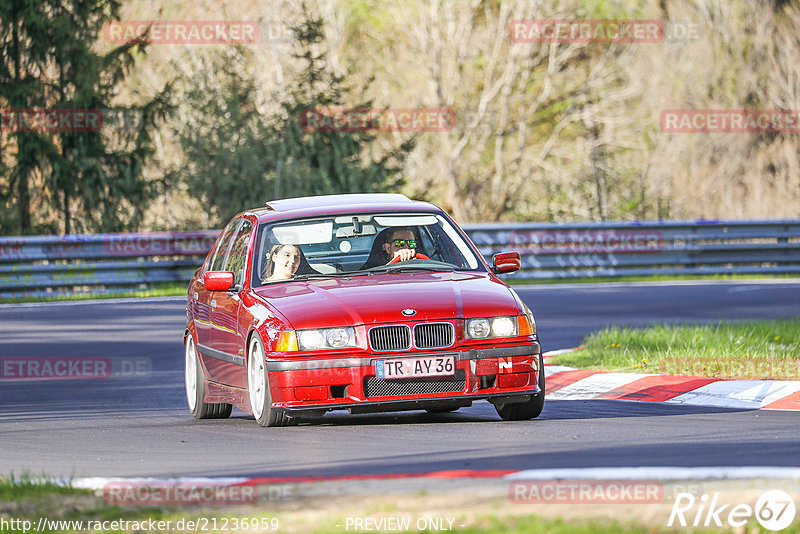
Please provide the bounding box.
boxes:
[293,271,373,281]
[383,265,455,274]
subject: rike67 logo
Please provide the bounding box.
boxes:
[669,490,796,530]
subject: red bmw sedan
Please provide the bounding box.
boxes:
[184,194,544,426]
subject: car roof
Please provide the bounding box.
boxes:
[240,193,443,223]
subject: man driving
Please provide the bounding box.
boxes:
[383,228,418,263]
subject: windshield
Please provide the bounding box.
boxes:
[252,212,484,286]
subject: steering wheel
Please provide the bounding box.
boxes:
[387,253,431,265]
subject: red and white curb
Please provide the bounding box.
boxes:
[542,348,800,411]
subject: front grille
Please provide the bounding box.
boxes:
[413,322,454,349]
[369,325,411,352]
[363,369,466,398]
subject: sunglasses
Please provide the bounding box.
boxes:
[392,239,416,248]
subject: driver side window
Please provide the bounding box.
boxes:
[207,220,240,273]
[224,220,253,286]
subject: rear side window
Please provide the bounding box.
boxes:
[207,220,240,272]
[224,220,253,286]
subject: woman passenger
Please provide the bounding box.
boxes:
[262,244,301,282]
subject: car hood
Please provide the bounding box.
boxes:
[252,272,520,329]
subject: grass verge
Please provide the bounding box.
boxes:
[2,475,798,534]
[0,474,89,501]
[507,273,800,285]
[0,474,163,534]
[0,283,187,305]
[3,274,798,305]
[550,318,800,380]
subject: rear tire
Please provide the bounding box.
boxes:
[248,335,294,427]
[185,334,232,419]
[495,351,545,421]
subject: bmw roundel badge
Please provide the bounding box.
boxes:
[401,308,416,317]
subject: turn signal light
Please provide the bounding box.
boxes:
[276,330,298,352]
[518,315,533,336]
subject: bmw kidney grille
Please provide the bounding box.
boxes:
[369,323,454,351]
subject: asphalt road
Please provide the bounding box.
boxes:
[0,281,798,479]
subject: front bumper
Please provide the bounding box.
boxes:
[265,343,541,413]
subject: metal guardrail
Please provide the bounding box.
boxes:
[0,232,217,298]
[468,219,800,280]
[1,220,799,297]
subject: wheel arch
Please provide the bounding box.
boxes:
[245,327,267,364]
[184,319,198,345]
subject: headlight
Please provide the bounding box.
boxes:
[466,318,491,339]
[325,328,353,348]
[491,316,516,337]
[466,316,518,339]
[296,327,356,350]
[297,330,325,349]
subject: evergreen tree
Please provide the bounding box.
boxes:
[0,0,51,233]
[176,50,274,224]
[176,14,415,226]
[270,16,414,199]
[0,0,171,234]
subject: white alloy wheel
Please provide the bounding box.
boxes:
[248,336,267,420]
[185,335,198,412]
[247,335,293,427]
[184,332,232,419]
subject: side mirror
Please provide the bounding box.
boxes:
[204,271,234,291]
[492,251,521,274]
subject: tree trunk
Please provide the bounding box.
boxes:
[11,12,31,232]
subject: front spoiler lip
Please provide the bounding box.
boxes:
[275,387,542,413]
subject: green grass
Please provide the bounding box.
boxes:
[550,318,800,380]
[507,273,800,285]
[0,475,137,534]
[0,475,225,533]
[2,273,797,305]
[1,474,798,534]
[0,283,187,305]
[0,474,89,500]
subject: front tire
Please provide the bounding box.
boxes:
[495,351,545,421]
[247,335,294,427]
[185,334,232,419]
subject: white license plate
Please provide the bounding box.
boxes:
[375,356,455,380]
